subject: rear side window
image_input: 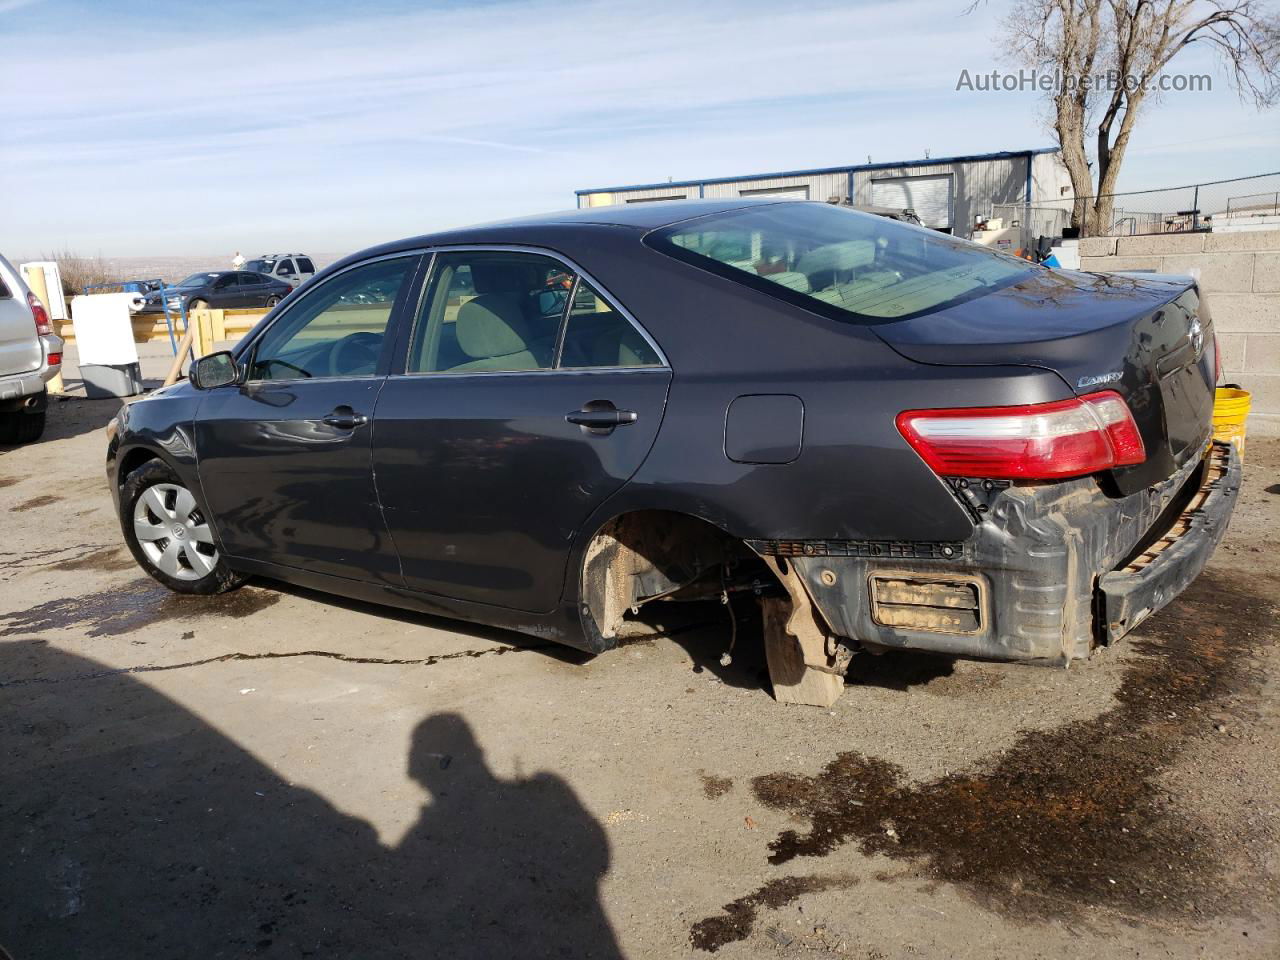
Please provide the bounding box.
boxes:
[560,281,661,368]
[0,276,10,299]
[297,257,315,273]
[648,202,1034,322]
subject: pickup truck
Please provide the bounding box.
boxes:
[0,254,64,444]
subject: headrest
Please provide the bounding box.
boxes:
[796,240,875,277]
[455,294,532,359]
[470,260,540,295]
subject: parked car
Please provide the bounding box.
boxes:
[105,200,1235,702]
[243,254,317,289]
[138,271,292,314]
[85,278,165,295]
[0,253,62,444]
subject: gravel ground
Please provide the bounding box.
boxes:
[1,396,1276,959]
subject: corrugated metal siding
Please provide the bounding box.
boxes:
[855,158,1029,235]
[1031,152,1073,207]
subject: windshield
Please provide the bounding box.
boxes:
[176,273,217,288]
[647,203,1036,322]
[244,259,275,273]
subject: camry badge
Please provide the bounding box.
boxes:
[1077,371,1123,389]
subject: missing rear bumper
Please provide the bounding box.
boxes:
[1098,441,1240,642]
[749,441,1240,664]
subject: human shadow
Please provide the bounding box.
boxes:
[0,643,621,959]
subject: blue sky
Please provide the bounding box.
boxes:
[2,0,1276,255]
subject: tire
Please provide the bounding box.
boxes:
[0,410,45,445]
[266,296,281,307]
[120,459,244,595]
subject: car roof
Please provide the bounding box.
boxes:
[364,198,792,254]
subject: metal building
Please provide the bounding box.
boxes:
[576,148,1071,238]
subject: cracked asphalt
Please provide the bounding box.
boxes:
[1,395,1277,959]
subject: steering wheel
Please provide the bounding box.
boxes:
[328,332,383,377]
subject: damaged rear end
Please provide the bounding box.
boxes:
[754,271,1240,665]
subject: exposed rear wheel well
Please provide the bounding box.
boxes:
[578,510,758,646]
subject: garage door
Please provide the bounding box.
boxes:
[739,186,810,200]
[871,175,953,229]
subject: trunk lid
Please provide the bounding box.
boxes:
[873,269,1215,495]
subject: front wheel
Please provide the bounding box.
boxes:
[120,459,244,595]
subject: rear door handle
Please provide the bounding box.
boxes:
[322,407,369,430]
[566,407,638,429]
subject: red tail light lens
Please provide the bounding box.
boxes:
[896,391,1146,480]
[27,291,53,336]
[47,352,62,367]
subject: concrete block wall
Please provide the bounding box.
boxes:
[1079,230,1280,434]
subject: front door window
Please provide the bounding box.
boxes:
[249,257,414,381]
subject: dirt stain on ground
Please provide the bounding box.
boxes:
[13,494,63,512]
[0,580,282,638]
[689,874,859,952]
[700,773,734,800]
[48,547,137,573]
[0,476,18,489]
[692,571,1277,949]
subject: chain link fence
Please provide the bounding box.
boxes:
[988,171,1280,244]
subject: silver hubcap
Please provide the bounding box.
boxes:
[132,483,218,581]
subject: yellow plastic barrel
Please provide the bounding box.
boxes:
[1212,386,1251,462]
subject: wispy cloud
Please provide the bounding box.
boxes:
[0,0,43,14]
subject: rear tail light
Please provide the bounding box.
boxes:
[27,291,52,336]
[47,352,62,367]
[896,390,1146,480]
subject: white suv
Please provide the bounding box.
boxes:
[243,253,316,289]
[0,254,63,444]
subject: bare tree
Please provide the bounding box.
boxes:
[39,247,114,296]
[1002,0,1280,235]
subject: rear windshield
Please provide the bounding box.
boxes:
[646,202,1035,323]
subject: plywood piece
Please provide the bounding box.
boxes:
[762,597,844,708]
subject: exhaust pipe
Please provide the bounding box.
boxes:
[23,395,40,409]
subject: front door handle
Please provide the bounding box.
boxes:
[322,406,369,430]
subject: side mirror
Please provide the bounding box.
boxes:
[190,351,240,390]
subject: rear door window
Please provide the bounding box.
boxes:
[408,251,569,374]
[648,202,1034,322]
[559,281,662,368]
[278,259,296,277]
